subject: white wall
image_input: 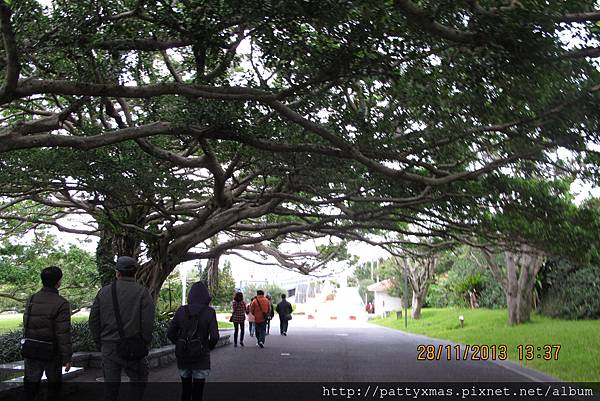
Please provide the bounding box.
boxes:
[374,291,403,316]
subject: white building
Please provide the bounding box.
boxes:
[367,279,403,317]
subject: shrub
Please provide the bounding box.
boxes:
[0,329,22,365]
[452,272,485,306]
[71,321,97,352]
[477,278,506,309]
[0,318,173,364]
[434,266,505,309]
[539,260,600,319]
[425,284,450,308]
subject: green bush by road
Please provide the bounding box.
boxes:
[372,308,600,382]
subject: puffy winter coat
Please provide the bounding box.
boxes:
[23,287,72,364]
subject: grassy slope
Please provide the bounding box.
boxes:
[371,308,600,382]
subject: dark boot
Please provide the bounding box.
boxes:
[181,377,193,401]
[192,379,206,401]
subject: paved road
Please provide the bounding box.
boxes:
[151,318,556,383]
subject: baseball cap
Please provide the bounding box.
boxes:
[115,256,138,272]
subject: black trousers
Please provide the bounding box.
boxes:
[279,316,289,334]
[24,357,62,401]
[233,322,245,345]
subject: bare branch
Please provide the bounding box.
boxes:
[93,38,193,51]
[0,292,25,303]
[160,50,183,83]
[394,0,477,44]
[556,11,600,23]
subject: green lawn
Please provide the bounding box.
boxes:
[0,315,22,333]
[0,315,89,333]
[217,321,234,329]
[0,314,234,332]
[371,308,600,382]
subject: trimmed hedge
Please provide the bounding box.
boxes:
[0,319,172,364]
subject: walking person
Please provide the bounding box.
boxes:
[246,297,256,337]
[168,282,219,401]
[230,292,246,347]
[21,266,72,401]
[249,290,271,348]
[276,294,293,336]
[89,256,155,401]
[265,294,275,335]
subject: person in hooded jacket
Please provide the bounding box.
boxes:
[168,282,219,401]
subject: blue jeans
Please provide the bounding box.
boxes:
[255,322,267,345]
[179,369,210,380]
[249,322,255,336]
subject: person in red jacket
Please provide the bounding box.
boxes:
[249,290,271,348]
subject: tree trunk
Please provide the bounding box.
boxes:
[137,259,175,300]
[112,233,141,258]
[411,290,423,319]
[483,246,543,326]
[411,283,429,320]
[96,228,116,286]
[399,256,435,320]
[205,254,221,296]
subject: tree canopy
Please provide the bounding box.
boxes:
[1,0,599,295]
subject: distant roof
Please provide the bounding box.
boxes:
[367,279,393,292]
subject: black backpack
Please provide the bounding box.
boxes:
[175,306,208,361]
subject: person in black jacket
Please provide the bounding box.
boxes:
[275,294,293,336]
[265,294,275,335]
[168,282,219,401]
[22,266,72,401]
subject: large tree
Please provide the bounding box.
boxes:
[1,0,599,299]
[397,254,437,320]
[482,245,544,325]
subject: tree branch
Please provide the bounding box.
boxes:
[0,3,19,104]
[93,38,193,51]
[394,0,477,44]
